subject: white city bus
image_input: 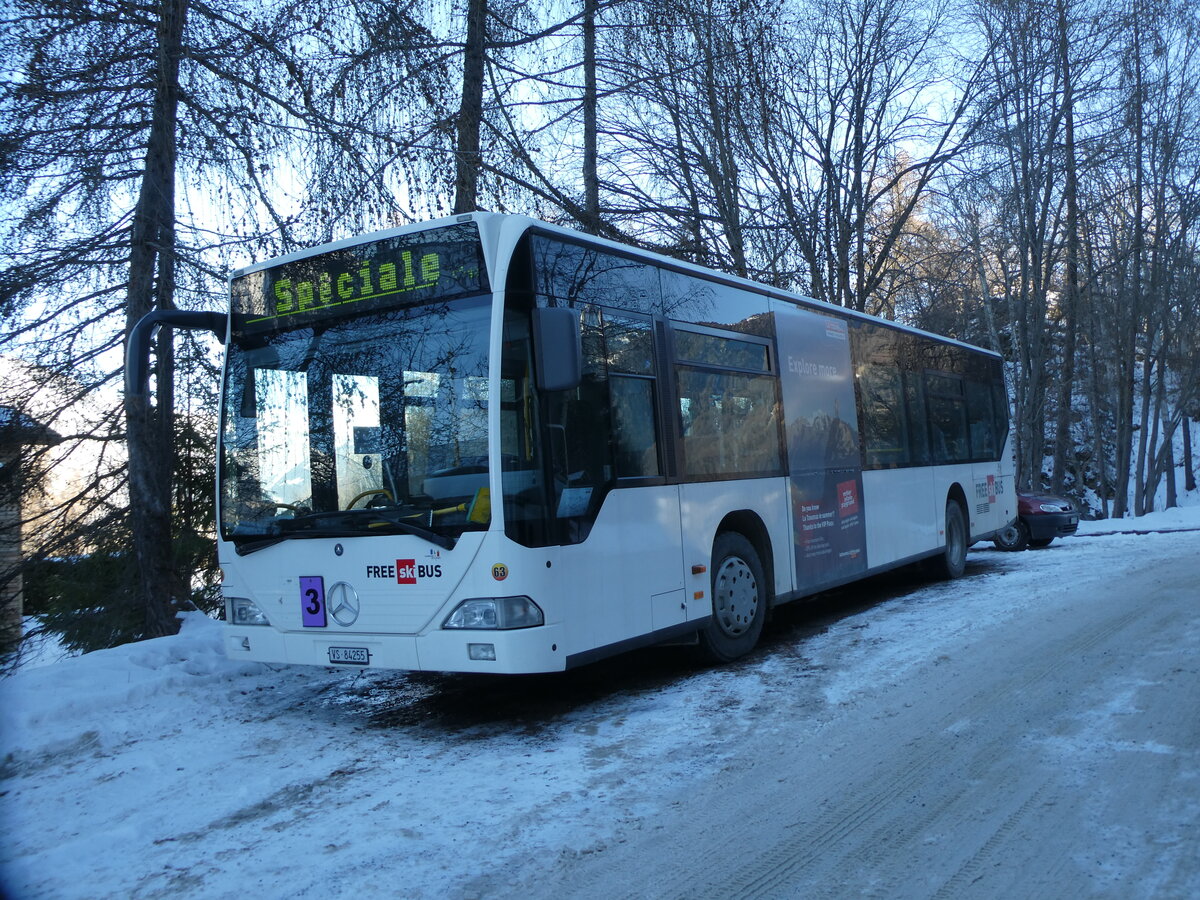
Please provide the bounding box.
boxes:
[128,213,1015,673]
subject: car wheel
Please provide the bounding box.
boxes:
[932,500,968,579]
[697,532,767,663]
[1029,537,1054,549]
[993,519,1030,552]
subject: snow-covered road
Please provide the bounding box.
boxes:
[2,513,1199,899]
[515,535,1200,899]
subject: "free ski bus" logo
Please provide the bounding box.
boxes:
[365,560,444,584]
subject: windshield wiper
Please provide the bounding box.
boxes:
[358,510,456,550]
[234,536,285,556]
[232,528,365,557]
[264,508,456,551]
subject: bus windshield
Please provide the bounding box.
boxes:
[219,297,492,550]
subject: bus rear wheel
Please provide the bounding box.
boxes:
[932,500,968,579]
[697,532,767,663]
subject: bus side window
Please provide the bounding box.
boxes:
[676,368,782,477]
[965,380,996,460]
[859,364,908,468]
[991,370,1010,454]
[672,322,782,479]
[603,312,661,479]
[610,375,659,477]
[904,371,931,465]
[926,373,969,464]
[551,309,613,511]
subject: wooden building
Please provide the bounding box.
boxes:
[1,406,61,652]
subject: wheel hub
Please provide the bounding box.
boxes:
[714,556,758,637]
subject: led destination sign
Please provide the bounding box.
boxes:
[232,222,488,333]
[271,250,439,316]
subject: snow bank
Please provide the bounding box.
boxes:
[1,612,262,758]
[1078,497,1200,534]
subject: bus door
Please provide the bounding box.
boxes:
[501,302,686,649]
[554,308,685,643]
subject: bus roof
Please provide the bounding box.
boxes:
[230,212,1002,361]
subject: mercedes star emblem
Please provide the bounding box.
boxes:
[327,582,361,627]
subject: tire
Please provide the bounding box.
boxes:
[1029,537,1054,549]
[697,532,767,663]
[932,500,968,579]
[992,519,1030,552]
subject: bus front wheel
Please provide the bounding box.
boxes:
[697,532,767,663]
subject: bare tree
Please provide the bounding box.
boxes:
[454,0,489,212]
[739,0,994,313]
[0,0,404,644]
[969,0,1075,489]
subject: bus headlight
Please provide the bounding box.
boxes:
[227,597,271,626]
[442,596,544,630]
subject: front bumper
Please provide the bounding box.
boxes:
[224,621,568,673]
[1024,511,1079,541]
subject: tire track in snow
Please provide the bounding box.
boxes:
[658,575,1160,899]
[504,542,1199,900]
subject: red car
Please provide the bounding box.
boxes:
[993,490,1079,551]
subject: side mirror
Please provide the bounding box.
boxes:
[126,310,228,399]
[532,306,582,392]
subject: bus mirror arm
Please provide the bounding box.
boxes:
[126,310,228,399]
[532,306,582,393]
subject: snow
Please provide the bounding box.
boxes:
[8,622,73,671]
[2,501,1199,899]
[1078,503,1200,534]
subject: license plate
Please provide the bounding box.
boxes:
[328,646,370,665]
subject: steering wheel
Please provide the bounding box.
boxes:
[346,488,394,510]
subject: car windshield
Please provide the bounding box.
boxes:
[219,297,492,549]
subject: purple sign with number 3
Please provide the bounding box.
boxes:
[300,576,326,627]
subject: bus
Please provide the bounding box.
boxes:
[127,213,1015,673]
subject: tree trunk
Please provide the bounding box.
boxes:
[1113,9,1146,520]
[1082,209,1110,518]
[453,0,487,215]
[1184,416,1196,492]
[1051,0,1078,495]
[124,0,188,638]
[581,0,600,234]
[1139,344,1162,513]
[1164,416,1177,509]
